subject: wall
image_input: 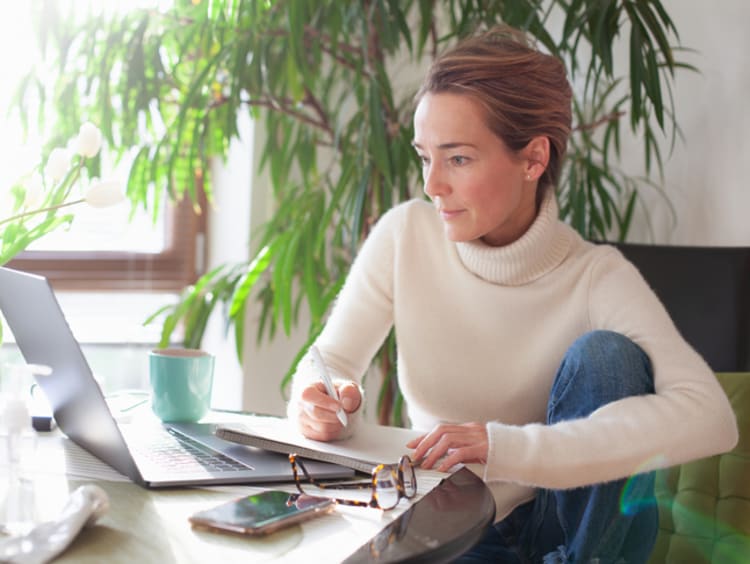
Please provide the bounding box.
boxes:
[625,0,750,245]
[242,117,327,417]
[202,110,253,411]
[207,113,313,416]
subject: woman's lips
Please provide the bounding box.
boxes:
[439,208,464,221]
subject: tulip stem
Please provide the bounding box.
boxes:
[0,199,84,227]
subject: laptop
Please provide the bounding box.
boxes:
[0,266,354,487]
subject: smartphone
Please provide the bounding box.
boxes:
[189,490,335,536]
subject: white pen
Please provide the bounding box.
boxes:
[309,345,348,427]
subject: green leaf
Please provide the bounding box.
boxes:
[230,243,276,319]
[627,10,645,129]
[368,82,392,179]
[302,229,323,321]
[634,0,675,70]
[645,46,665,129]
[275,227,303,336]
[350,163,371,254]
[618,190,638,241]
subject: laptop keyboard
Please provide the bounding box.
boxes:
[128,427,250,475]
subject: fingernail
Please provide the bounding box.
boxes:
[342,396,357,411]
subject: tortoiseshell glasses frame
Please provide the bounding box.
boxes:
[288,453,417,511]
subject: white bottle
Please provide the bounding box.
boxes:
[0,363,51,535]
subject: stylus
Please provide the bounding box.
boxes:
[310,345,348,427]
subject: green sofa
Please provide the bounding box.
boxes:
[648,372,750,563]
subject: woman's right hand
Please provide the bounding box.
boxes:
[297,380,361,441]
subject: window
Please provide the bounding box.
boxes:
[1,3,205,292]
[6,194,207,292]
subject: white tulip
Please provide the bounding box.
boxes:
[76,122,103,158]
[45,147,73,182]
[84,178,125,208]
[23,175,45,209]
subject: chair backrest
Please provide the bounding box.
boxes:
[648,372,750,563]
[611,243,750,372]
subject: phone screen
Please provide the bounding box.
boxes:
[189,490,334,536]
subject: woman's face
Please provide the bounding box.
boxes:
[412,92,538,247]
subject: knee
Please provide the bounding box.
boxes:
[569,331,650,371]
[548,331,654,422]
[568,331,652,383]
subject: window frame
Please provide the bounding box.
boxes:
[6,196,207,292]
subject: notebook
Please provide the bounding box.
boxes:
[0,266,354,487]
[215,420,427,474]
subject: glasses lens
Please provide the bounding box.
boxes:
[298,479,374,504]
[375,465,400,510]
[401,458,417,498]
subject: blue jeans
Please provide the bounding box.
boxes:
[457,331,658,563]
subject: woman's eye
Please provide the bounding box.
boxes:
[450,155,468,166]
[418,155,430,166]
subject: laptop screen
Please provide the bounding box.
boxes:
[0,266,141,480]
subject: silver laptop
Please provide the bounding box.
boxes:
[0,266,354,487]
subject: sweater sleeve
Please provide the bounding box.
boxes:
[484,247,738,489]
[286,203,406,428]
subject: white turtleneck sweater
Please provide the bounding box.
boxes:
[288,191,738,520]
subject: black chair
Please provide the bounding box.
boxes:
[610,242,750,372]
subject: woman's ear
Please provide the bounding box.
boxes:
[523,136,550,182]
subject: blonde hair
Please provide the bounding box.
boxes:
[416,25,572,191]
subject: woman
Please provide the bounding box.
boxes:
[287,25,737,563]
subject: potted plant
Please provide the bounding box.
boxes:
[16,0,690,423]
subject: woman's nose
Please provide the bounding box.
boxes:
[423,163,448,199]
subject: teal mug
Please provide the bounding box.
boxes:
[149,348,215,422]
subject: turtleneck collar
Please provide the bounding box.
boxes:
[454,190,574,285]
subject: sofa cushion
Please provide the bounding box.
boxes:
[649,372,750,563]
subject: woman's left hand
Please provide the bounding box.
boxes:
[406,422,488,472]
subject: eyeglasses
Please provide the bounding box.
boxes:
[288,453,417,511]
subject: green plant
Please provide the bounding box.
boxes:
[19,0,691,423]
